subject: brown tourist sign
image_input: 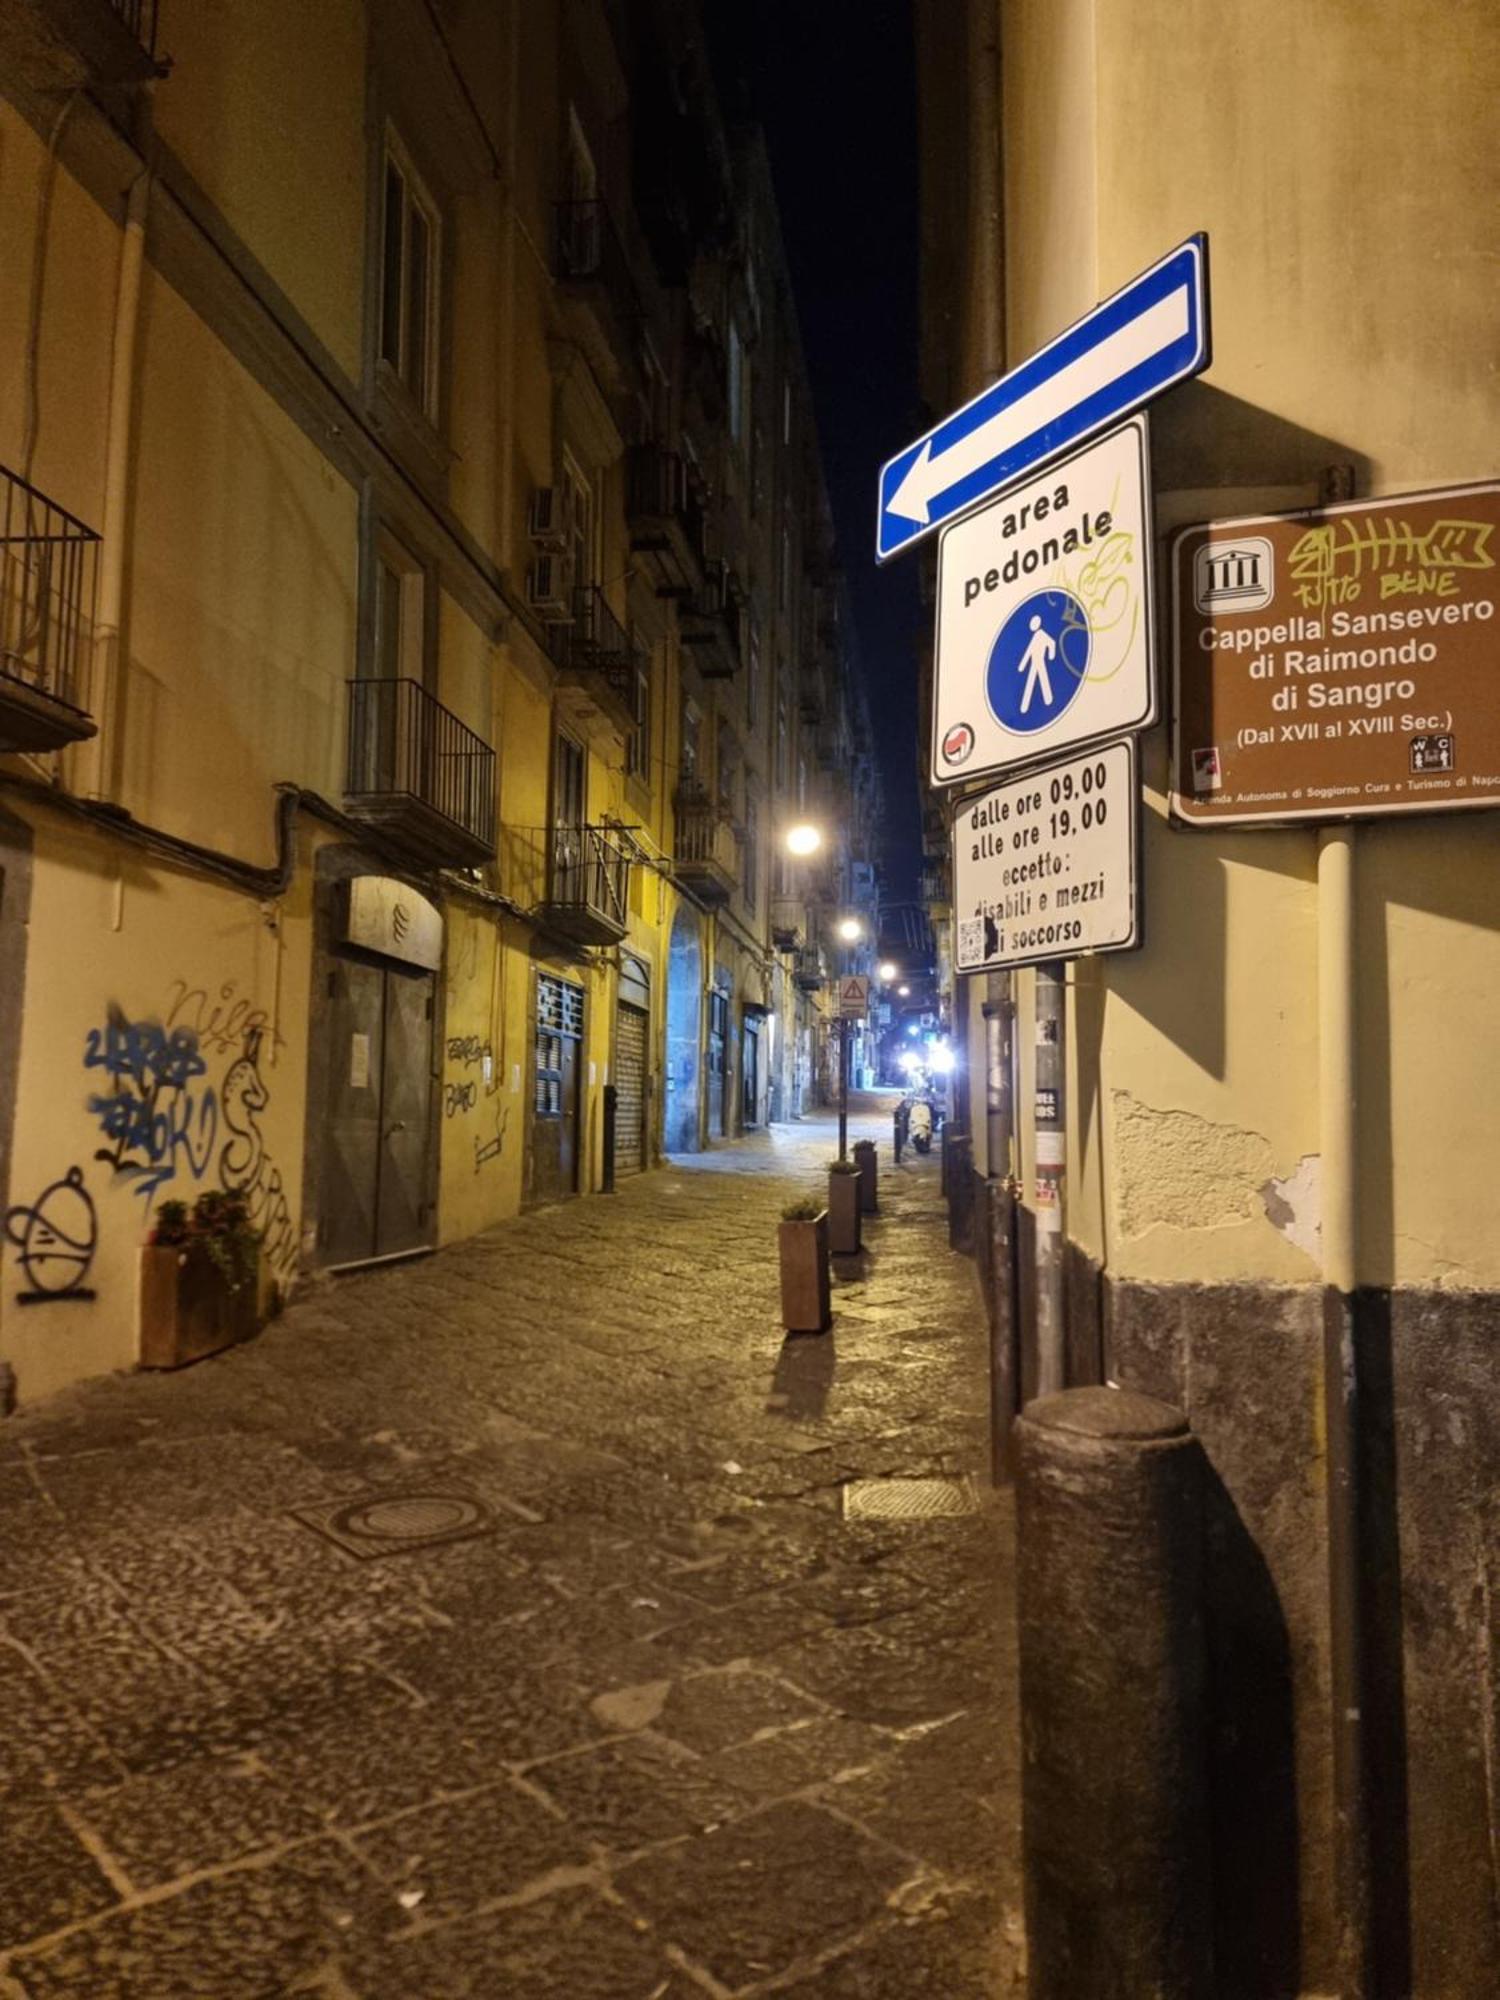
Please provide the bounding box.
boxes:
[1170,482,1499,825]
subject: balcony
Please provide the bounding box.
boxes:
[673,787,738,904]
[793,946,826,993]
[4,0,164,88]
[553,199,641,389]
[535,823,631,950]
[626,444,707,597]
[679,559,743,680]
[770,897,805,950]
[545,586,640,737]
[343,678,496,868]
[0,469,99,753]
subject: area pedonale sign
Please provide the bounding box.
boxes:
[1171,481,1500,825]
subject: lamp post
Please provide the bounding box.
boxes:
[836,915,863,1160]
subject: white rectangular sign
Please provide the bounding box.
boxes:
[931,417,1156,788]
[952,738,1141,973]
[837,975,870,1018]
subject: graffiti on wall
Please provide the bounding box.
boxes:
[219,1029,297,1279]
[475,1104,509,1172]
[4,1167,97,1303]
[84,1010,219,1202]
[164,977,283,1059]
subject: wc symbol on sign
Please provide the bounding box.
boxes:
[985,588,1091,736]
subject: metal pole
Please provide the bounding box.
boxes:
[1319,823,1373,1996]
[1034,961,1066,1396]
[838,1015,849,1162]
[984,969,1015,1178]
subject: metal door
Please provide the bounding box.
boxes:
[741,1019,760,1129]
[706,986,727,1138]
[321,954,435,1266]
[614,1002,647,1176]
[376,964,433,1256]
[530,973,583,1203]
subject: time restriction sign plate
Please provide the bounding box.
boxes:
[952,737,1141,974]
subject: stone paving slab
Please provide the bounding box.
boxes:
[0,1099,1022,1996]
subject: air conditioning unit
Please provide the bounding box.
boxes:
[528,486,568,551]
[527,553,575,621]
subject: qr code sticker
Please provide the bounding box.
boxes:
[959,918,984,964]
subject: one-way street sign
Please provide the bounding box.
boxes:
[875,236,1209,563]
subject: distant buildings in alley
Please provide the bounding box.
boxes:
[0,0,881,1402]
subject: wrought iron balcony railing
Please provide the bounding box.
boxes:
[679,559,743,678]
[554,200,641,325]
[672,786,739,903]
[538,823,632,948]
[626,443,707,590]
[545,586,641,721]
[109,0,159,60]
[0,466,98,751]
[344,677,496,866]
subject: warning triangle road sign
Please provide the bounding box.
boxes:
[837,976,870,1016]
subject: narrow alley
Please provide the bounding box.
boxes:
[0,1101,1019,1999]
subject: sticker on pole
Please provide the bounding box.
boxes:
[932,417,1155,787]
[837,976,870,1018]
[952,738,1141,973]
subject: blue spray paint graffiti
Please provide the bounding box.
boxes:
[84,1009,218,1203]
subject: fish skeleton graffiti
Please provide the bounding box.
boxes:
[475,1104,510,1172]
[5,1167,97,1303]
[219,1029,297,1278]
[85,1010,217,1203]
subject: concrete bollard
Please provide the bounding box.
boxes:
[853,1138,877,1213]
[1017,1388,1212,1999]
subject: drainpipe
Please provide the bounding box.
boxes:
[79,167,151,803]
[1319,822,1373,1993]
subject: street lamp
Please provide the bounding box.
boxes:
[897,984,911,997]
[837,916,863,943]
[784,823,822,857]
[878,961,897,982]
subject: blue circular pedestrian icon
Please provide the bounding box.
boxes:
[985,588,1091,735]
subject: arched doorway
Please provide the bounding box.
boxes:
[664,906,702,1154]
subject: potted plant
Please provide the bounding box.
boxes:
[853,1137,878,1214]
[827,1158,862,1255]
[140,1190,263,1369]
[778,1197,831,1334]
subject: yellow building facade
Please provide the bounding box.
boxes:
[0,0,879,1405]
[917,3,1500,1990]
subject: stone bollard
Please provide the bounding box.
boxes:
[945,1134,973,1253]
[1016,1388,1212,1999]
[853,1138,877,1213]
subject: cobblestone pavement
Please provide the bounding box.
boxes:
[0,1096,1021,1998]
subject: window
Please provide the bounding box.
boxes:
[535,974,584,1118]
[560,451,597,593]
[716,720,737,818]
[743,795,759,906]
[680,695,700,787]
[776,687,790,790]
[746,615,761,730]
[372,531,427,683]
[379,134,440,420]
[626,654,651,782]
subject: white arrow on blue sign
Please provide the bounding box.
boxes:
[876,235,1210,564]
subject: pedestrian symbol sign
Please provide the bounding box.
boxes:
[987,589,1090,735]
[837,976,870,1018]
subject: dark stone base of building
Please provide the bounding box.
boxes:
[968,1164,1499,1997]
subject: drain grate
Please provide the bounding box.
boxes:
[842,1476,978,1522]
[291,1491,497,1561]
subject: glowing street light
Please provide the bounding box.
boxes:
[878,961,898,982]
[897,984,911,997]
[784,823,822,857]
[837,917,863,943]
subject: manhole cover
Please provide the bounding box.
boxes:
[842,1477,978,1521]
[291,1491,497,1561]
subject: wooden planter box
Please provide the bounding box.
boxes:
[827,1167,863,1255]
[140,1244,261,1370]
[853,1139,878,1214]
[778,1212,831,1333]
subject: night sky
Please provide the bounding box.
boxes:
[707,0,924,904]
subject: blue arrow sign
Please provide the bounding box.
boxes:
[876,235,1210,563]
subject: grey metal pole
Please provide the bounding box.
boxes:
[838,1016,849,1162]
[984,969,1019,1482]
[984,969,1014,1178]
[1034,961,1067,1396]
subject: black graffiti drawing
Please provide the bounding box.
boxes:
[5,1167,97,1303]
[444,1079,478,1118]
[164,976,283,1058]
[445,1035,493,1069]
[474,1104,510,1172]
[85,1007,217,1203]
[219,1029,298,1278]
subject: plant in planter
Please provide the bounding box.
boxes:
[778,1197,831,1334]
[852,1137,878,1214]
[826,1158,863,1255]
[140,1190,263,1370]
